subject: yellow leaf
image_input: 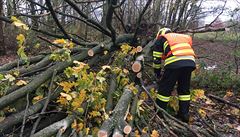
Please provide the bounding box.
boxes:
[85,128,90,135]
[57,96,68,105]
[90,111,101,117]
[198,109,206,118]
[127,113,133,121]
[16,34,25,45]
[60,92,73,101]
[151,130,160,137]
[11,16,29,30]
[5,74,15,82]
[70,92,78,99]
[231,108,240,115]
[59,81,75,93]
[72,120,84,132]
[142,127,148,134]
[16,80,27,86]
[104,50,108,55]
[191,89,205,101]
[130,47,138,55]
[0,117,5,122]
[102,65,111,70]
[169,96,179,112]
[73,61,88,72]
[64,41,74,49]
[123,68,129,74]
[121,44,132,54]
[96,76,106,83]
[32,95,43,103]
[77,108,84,113]
[135,130,141,137]
[13,70,20,76]
[53,39,66,44]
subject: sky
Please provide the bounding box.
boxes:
[203,0,240,24]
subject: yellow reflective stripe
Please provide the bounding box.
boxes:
[153,51,163,57]
[157,94,170,102]
[171,43,190,50]
[172,49,194,55]
[179,95,191,101]
[164,56,195,66]
[153,63,161,69]
[163,41,168,52]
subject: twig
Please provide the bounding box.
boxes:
[145,103,178,137]
[30,70,57,136]
[133,0,152,41]
[37,35,62,48]
[207,94,240,109]
[20,92,30,137]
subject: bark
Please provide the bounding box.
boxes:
[176,0,188,27]
[106,74,117,113]
[98,87,134,137]
[32,115,75,137]
[0,0,5,55]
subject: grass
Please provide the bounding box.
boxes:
[193,31,240,43]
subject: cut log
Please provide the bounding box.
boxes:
[132,61,142,73]
[117,120,132,134]
[98,87,134,137]
[32,115,75,137]
[132,55,144,73]
[136,72,142,78]
[136,46,143,53]
[88,49,94,57]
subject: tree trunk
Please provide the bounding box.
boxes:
[0,0,5,55]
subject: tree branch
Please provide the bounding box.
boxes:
[133,0,152,41]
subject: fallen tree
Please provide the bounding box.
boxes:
[0,0,239,137]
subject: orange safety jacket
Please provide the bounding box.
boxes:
[158,33,196,60]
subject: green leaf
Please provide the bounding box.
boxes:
[0,74,4,80]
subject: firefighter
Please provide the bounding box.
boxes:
[152,28,196,123]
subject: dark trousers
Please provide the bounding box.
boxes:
[156,67,195,115]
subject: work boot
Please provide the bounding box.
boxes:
[177,100,190,123]
[175,113,189,123]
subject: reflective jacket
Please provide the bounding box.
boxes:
[153,33,196,70]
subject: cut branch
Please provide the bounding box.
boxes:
[98,87,133,137]
[32,115,75,137]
